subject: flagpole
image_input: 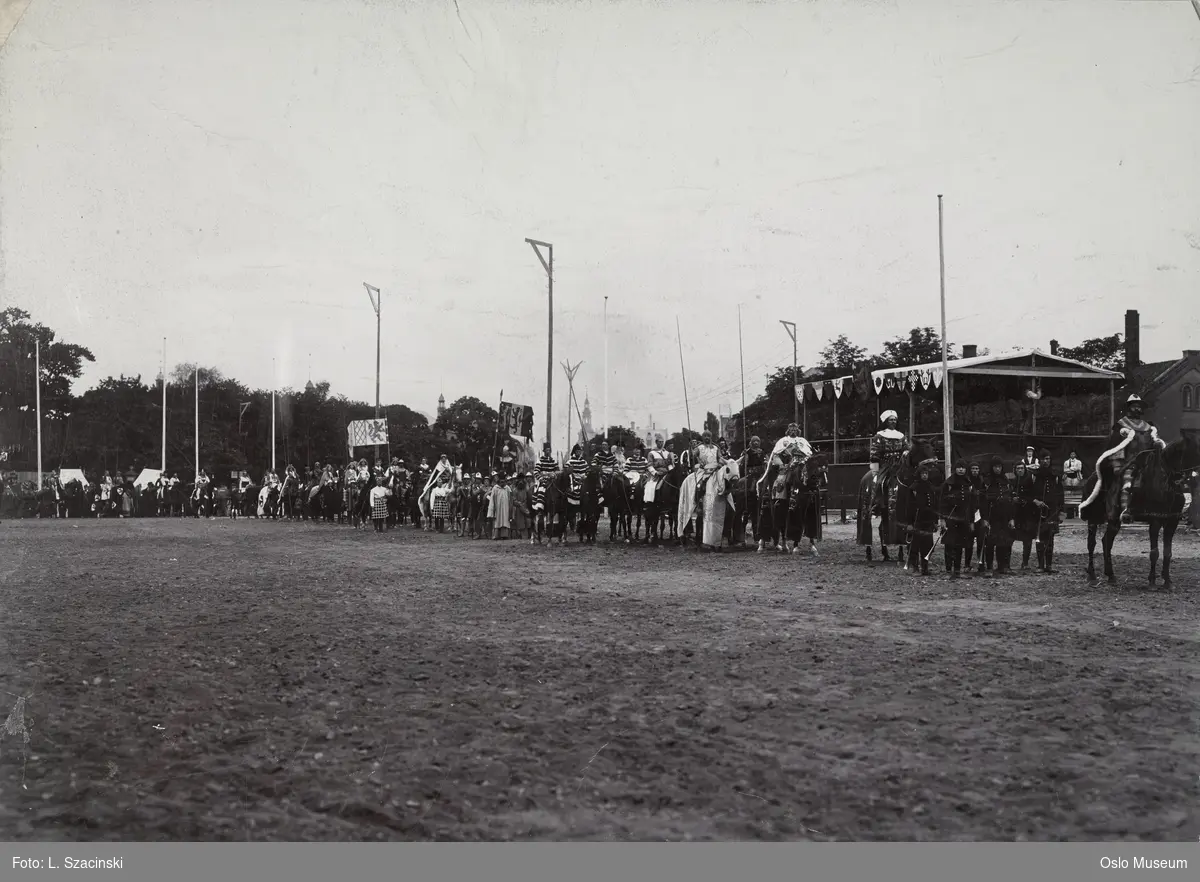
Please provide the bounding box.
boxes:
[939,194,951,478]
[194,367,200,483]
[161,338,167,473]
[271,358,277,473]
[676,316,692,432]
[492,389,503,474]
[737,304,747,519]
[35,338,43,490]
[603,296,609,445]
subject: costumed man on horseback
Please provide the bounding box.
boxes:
[757,423,812,498]
[856,409,911,561]
[1102,393,1167,523]
[687,430,730,551]
[738,435,767,482]
[644,435,673,504]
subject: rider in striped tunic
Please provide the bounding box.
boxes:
[593,442,617,474]
[531,443,558,513]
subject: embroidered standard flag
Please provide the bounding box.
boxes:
[348,419,389,448]
[499,401,534,442]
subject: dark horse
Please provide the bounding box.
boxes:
[536,470,575,545]
[786,453,829,555]
[644,462,684,545]
[856,438,940,564]
[1080,432,1199,590]
[576,465,603,544]
[603,471,636,543]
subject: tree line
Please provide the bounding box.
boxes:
[0,306,1129,479]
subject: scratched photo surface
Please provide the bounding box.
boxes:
[2,0,1200,843]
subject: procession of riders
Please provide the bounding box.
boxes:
[6,393,1194,579]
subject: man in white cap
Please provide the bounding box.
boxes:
[869,411,908,475]
[1020,445,1039,472]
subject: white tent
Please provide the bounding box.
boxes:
[133,468,162,489]
[58,468,90,487]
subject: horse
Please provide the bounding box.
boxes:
[576,464,603,544]
[278,474,302,520]
[1081,432,1200,590]
[786,453,829,556]
[531,473,563,544]
[190,481,215,518]
[856,439,940,564]
[537,469,580,544]
[643,462,683,545]
[603,470,635,543]
[726,462,767,547]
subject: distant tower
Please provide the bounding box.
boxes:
[580,392,595,444]
[437,393,446,419]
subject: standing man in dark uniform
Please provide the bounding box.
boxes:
[1031,447,1065,573]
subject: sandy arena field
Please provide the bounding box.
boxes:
[1,517,1197,841]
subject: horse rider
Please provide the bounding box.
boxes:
[593,441,617,476]
[1099,393,1167,522]
[567,444,588,478]
[644,435,673,504]
[738,435,767,480]
[692,430,729,545]
[624,440,649,488]
[865,409,909,501]
[758,423,813,498]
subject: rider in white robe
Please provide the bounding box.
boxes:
[682,431,729,549]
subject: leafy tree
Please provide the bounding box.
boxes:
[1057,333,1127,372]
[817,335,868,375]
[0,308,95,468]
[876,327,951,369]
[703,411,720,438]
[669,428,703,452]
[432,395,497,466]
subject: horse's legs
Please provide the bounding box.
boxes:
[1086,523,1097,580]
[1162,518,1177,590]
[1148,520,1160,587]
[1102,522,1120,584]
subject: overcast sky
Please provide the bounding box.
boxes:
[1,0,1197,450]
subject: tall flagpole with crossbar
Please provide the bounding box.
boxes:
[364,283,383,467]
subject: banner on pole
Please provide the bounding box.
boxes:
[347,419,389,448]
[499,401,534,442]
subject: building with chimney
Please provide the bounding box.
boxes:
[1118,310,1200,443]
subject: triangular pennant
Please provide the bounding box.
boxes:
[832,377,845,399]
[873,373,884,395]
[812,382,823,401]
[793,384,805,404]
[931,367,943,388]
[921,370,932,390]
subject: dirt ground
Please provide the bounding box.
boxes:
[1,516,1197,841]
